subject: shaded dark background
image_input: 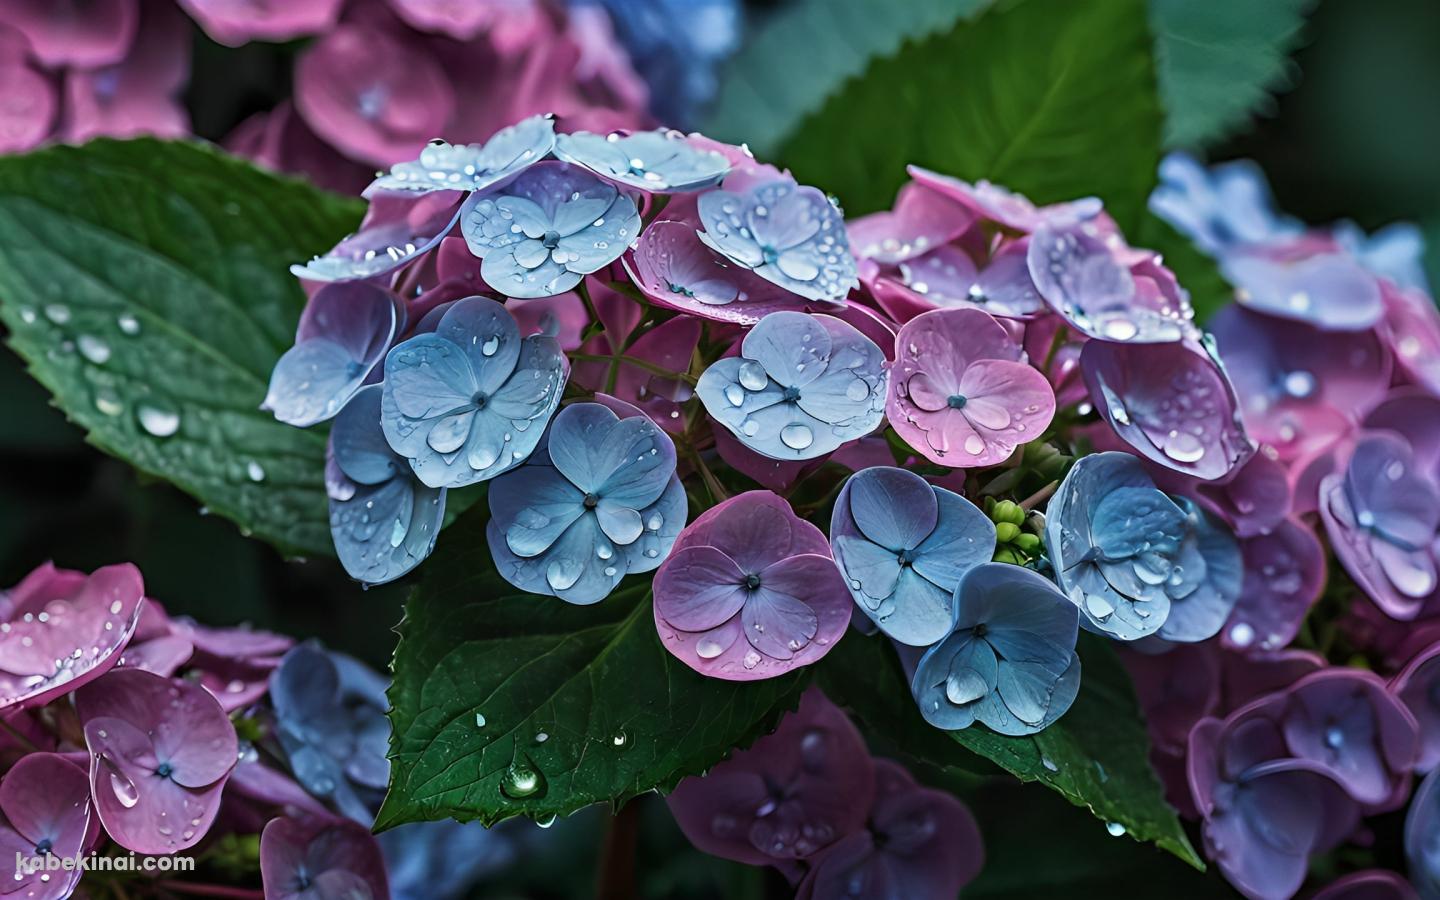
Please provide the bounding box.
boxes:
[0,0,1436,895]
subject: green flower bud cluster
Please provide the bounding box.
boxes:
[985,497,1043,565]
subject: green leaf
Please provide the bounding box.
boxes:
[817,630,1203,869]
[378,508,808,830]
[776,0,1163,231]
[704,0,991,157]
[0,139,362,558]
[1150,0,1311,149]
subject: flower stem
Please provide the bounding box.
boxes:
[1018,479,1059,511]
[595,801,640,900]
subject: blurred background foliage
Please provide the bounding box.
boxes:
[0,0,1436,896]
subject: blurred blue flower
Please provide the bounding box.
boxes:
[696,312,887,461]
[576,0,740,128]
[487,402,687,604]
[1148,153,1301,256]
[829,466,995,647]
[365,115,556,198]
[912,563,1080,735]
[461,161,641,298]
[554,128,730,192]
[264,282,399,427]
[1045,451,1191,641]
[270,641,390,823]
[381,296,568,489]
[328,385,446,585]
[1220,251,1383,331]
[1335,219,1431,292]
[698,180,858,303]
[379,820,516,900]
[1407,767,1440,899]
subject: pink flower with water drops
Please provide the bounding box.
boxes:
[653,492,850,680]
[0,753,98,900]
[178,0,343,46]
[0,562,144,712]
[0,0,137,69]
[887,307,1056,467]
[76,668,238,854]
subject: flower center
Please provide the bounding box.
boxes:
[972,623,988,638]
[34,838,52,855]
[583,493,599,509]
[761,244,780,265]
[541,230,562,249]
[743,573,762,590]
[947,394,968,409]
[897,548,917,566]
[471,390,489,409]
[155,761,173,778]
[781,385,802,402]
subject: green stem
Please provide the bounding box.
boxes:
[566,354,698,386]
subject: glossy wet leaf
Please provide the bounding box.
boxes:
[776,0,1162,231]
[378,507,809,829]
[0,138,363,557]
[817,630,1203,870]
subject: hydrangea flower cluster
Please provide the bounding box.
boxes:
[0,560,522,900]
[275,116,1440,898]
[1101,153,1440,900]
[0,0,741,189]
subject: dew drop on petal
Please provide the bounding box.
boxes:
[780,423,814,450]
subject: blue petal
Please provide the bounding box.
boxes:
[488,464,586,558]
[1090,486,1187,560]
[547,403,676,508]
[292,194,474,284]
[989,653,1080,735]
[912,633,995,730]
[384,333,479,421]
[832,534,903,608]
[331,384,403,486]
[844,467,938,552]
[432,295,522,394]
[883,567,958,647]
[266,339,370,428]
[697,180,857,302]
[554,129,731,192]
[331,473,446,586]
[1156,497,1243,643]
[616,475,687,573]
[365,115,555,198]
[911,489,997,588]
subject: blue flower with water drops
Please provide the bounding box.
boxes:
[380,296,567,489]
[912,563,1081,735]
[697,179,858,303]
[1151,495,1244,643]
[264,282,399,427]
[487,402,687,605]
[460,161,641,299]
[379,819,516,900]
[829,466,996,647]
[554,128,731,192]
[327,384,446,586]
[695,311,887,461]
[1147,152,1301,257]
[364,114,556,198]
[270,641,390,823]
[1044,451,1190,641]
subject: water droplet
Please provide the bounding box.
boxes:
[780,423,814,450]
[1162,430,1205,464]
[474,712,486,728]
[43,304,70,324]
[77,334,110,364]
[105,763,140,809]
[94,391,123,417]
[742,650,762,669]
[696,635,728,659]
[1228,622,1254,647]
[724,384,745,407]
[245,461,266,482]
[500,759,546,799]
[611,732,629,749]
[137,403,181,438]
[1041,756,1058,772]
[535,814,558,828]
[1105,822,1126,837]
[481,335,500,356]
[737,361,769,391]
[117,313,141,335]
[963,434,986,455]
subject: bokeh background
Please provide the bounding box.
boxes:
[0,0,1436,896]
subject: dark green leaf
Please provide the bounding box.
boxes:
[1150,0,1311,149]
[818,629,1203,869]
[704,0,991,157]
[0,139,363,558]
[776,0,1163,231]
[378,508,808,830]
